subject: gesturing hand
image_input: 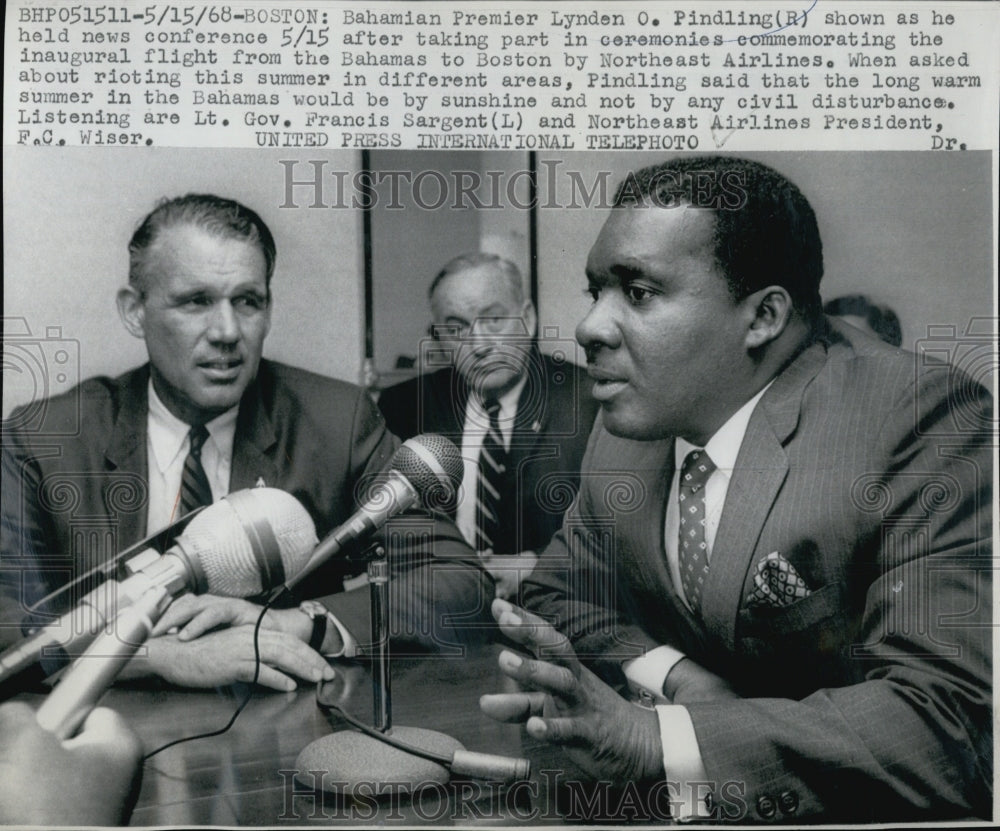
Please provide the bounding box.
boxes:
[479,599,664,785]
[481,550,539,600]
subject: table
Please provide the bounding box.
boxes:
[48,643,673,826]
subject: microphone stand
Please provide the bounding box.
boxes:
[296,544,529,796]
[368,546,391,733]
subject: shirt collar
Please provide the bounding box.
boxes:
[494,373,528,423]
[675,381,774,476]
[146,380,239,474]
[466,372,528,428]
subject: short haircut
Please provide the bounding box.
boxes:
[128,194,277,290]
[614,156,824,317]
[824,294,903,347]
[428,252,523,301]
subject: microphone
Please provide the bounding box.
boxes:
[0,488,318,685]
[284,435,463,593]
[35,585,172,740]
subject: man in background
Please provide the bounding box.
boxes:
[378,253,598,599]
[1,194,489,690]
[480,157,992,822]
[824,293,903,346]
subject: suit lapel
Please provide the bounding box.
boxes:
[103,367,151,545]
[509,352,548,452]
[429,368,467,438]
[230,376,279,491]
[700,338,830,651]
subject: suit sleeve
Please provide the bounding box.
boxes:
[375,382,418,442]
[0,426,59,651]
[320,389,494,653]
[685,368,993,822]
[521,426,661,689]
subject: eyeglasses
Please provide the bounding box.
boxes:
[428,316,530,341]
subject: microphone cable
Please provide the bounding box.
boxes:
[315,693,451,768]
[314,679,532,783]
[142,596,275,761]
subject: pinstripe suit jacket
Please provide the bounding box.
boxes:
[523,319,992,821]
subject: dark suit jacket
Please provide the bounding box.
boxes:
[523,320,992,821]
[1,360,491,652]
[377,351,599,555]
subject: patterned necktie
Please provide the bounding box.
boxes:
[474,399,507,553]
[677,449,717,615]
[178,425,213,517]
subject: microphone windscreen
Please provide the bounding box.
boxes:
[295,727,460,794]
[392,435,463,512]
[177,488,318,597]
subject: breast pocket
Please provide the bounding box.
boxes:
[735,582,852,695]
[739,581,845,636]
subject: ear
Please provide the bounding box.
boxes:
[116,286,146,339]
[522,299,538,337]
[743,286,793,350]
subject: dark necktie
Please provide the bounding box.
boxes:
[677,449,716,615]
[474,399,507,553]
[178,425,213,517]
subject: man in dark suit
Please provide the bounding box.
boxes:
[378,253,598,599]
[1,194,489,689]
[480,157,992,821]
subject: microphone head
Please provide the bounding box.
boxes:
[392,435,463,512]
[175,488,318,597]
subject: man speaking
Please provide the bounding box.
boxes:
[480,157,992,822]
[1,194,488,690]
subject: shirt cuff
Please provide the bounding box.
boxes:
[655,705,711,820]
[623,644,687,703]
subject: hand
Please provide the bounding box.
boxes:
[481,550,539,600]
[152,594,312,643]
[139,626,335,692]
[479,599,664,784]
[663,657,739,705]
[0,701,142,825]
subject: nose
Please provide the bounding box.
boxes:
[576,297,621,353]
[207,300,240,344]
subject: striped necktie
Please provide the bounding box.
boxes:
[474,399,507,553]
[677,449,716,615]
[178,425,213,517]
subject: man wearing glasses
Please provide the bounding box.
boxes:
[378,253,598,599]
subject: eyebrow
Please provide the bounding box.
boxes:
[168,281,266,296]
[610,263,646,282]
[586,262,646,286]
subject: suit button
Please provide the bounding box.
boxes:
[778,790,799,815]
[756,795,777,819]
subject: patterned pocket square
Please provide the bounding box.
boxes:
[746,551,812,608]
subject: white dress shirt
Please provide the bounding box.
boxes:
[145,381,238,535]
[623,383,771,818]
[454,375,527,550]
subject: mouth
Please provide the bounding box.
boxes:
[586,366,628,400]
[198,358,244,381]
